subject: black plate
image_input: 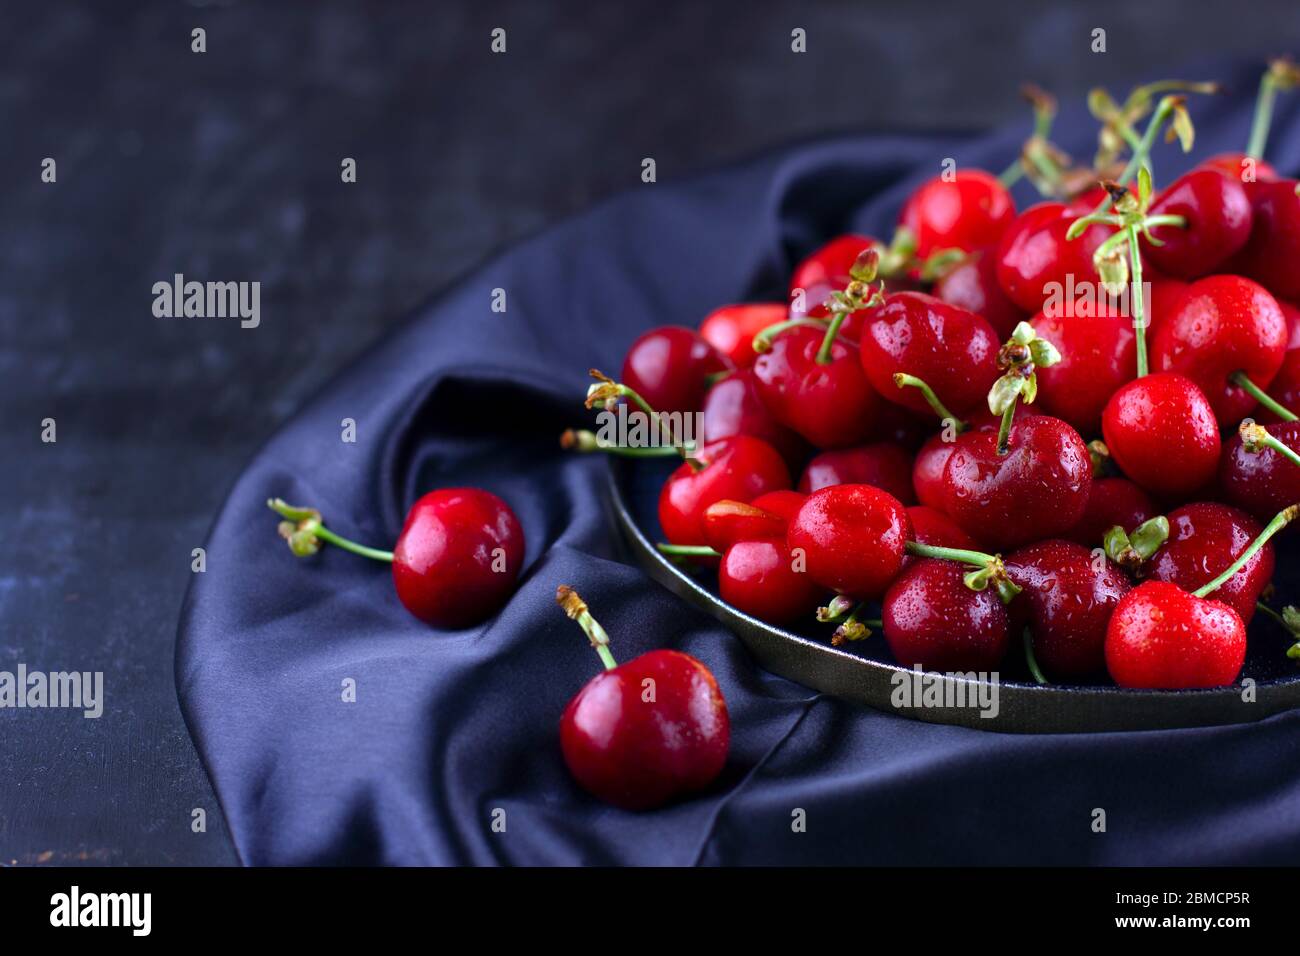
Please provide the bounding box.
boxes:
[608,455,1300,733]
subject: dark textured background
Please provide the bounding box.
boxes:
[1,0,1296,866]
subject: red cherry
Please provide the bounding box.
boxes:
[698,303,788,367]
[556,588,728,810]
[902,505,978,569]
[1151,274,1287,424]
[1221,421,1300,522]
[1256,300,1300,421]
[1145,502,1274,624]
[882,559,1010,670]
[658,436,791,545]
[1145,274,1191,340]
[797,442,915,503]
[858,292,1000,417]
[941,414,1092,551]
[1030,299,1135,436]
[1227,179,1300,303]
[391,488,526,628]
[621,325,732,415]
[786,484,910,599]
[1198,152,1278,184]
[700,367,808,466]
[1142,169,1253,279]
[702,499,789,551]
[933,248,1027,340]
[719,539,825,626]
[1005,540,1130,679]
[1105,581,1246,689]
[1101,373,1221,499]
[749,489,807,523]
[789,234,879,314]
[994,202,1110,314]
[910,411,999,511]
[898,170,1015,258]
[865,400,933,452]
[752,325,879,449]
[1065,477,1157,548]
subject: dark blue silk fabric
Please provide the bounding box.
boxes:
[177,61,1300,865]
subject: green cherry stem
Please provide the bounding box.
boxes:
[753,317,829,353]
[560,430,685,457]
[1231,373,1299,422]
[1247,59,1300,160]
[906,541,998,567]
[656,543,720,558]
[816,307,851,365]
[585,370,704,471]
[1240,420,1300,468]
[1128,223,1149,378]
[996,401,1016,456]
[1193,504,1299,598]
[894,373,966,431]
[1087,96,1180,218]
[1023,627,1049,685]
[556,586,618,671]
[267,498,394,562]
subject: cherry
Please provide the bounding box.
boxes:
[788,234,878,315]
[752,324,878,449]
[994,201,1110,314]
[941,413,1092,551]
[1004,540,1130,680]
[1220,420,1300,522]
[797,443,915,503]
[933,248,1026,340]
[555,587,729,810]
[621,325,731,415]
[701,499,788,551]
[1141,169,1253,278]
[902,505,978,568]
[698,303,789,368]
[1101,373,1221,499]
[910,411,999,512]
[882,559,1010,671]
[865,400,933,452]
[1065,477,1157,548]
[749,489,807,523]
[1198,152,1277,184]
[858,292,1000,418]
[1229,178,1300,305]
[700,367,808,466]
[1105,581,1246,689]
[658,436,790,546]
[1145,502,1275,624]
[1145,274,1191,339]
[719,539,826,626]
[266,489,525,629]
[898,169,1015,258]
[1151,274,1287,425]
[1255,300,1300,422]
[1030,299,1135,437]
[787,484,910,599]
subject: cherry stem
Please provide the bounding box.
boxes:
[905,541,998,567]
[1087,96,1179,217]
[560,429,685,457]
[1246,60,1299,160]
[1023,627,1049,685]
[1231,372,1298,422]
[556,586,618,671]
[586,371,704,471]
[656,543,720,558]
[816,308,851,365]
[996,400,1016,456]
[1128,223,1149,378]
[266,498,394,562]
[1241,420,1300,469]
[1254,600,1296,634]
[1192,504,1299,598]
[753,317,828,352]
[894,373,966,431]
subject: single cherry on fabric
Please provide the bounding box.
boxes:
[1029,299,1136,437]
[1151,274,1287,425]
[797,443,916,503]
[267,489,525,629]
[857,292,1000,418]
[898,169,1016,258]
[941,413,1092,551]
[933,248,1026,340]
[787,484,911,599]
[555,587,729,811]
[994,201,1110,314]
[719,538,826,626]
[1101,372,1221,499]
[700,367,808,466]
[1141,168,1253,278]
[1220,420,1300,522]
[658,436,790,546]
[1105,581,1246,689]
[1004,540,1130,680]
[699,303,789,367]
[882,559,1010,671]
[621,325,732,415]
[752,324,879,449]
[1145,502,1275,625]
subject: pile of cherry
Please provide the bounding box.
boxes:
[574,65,1300,693]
